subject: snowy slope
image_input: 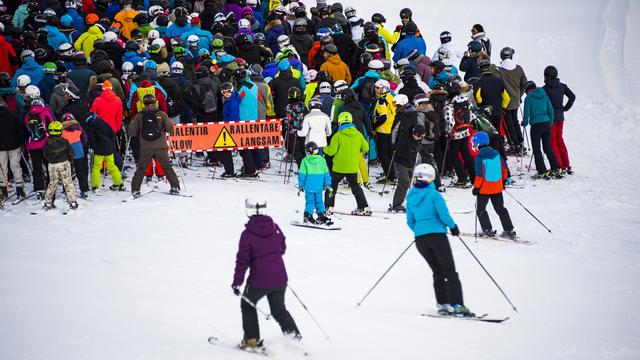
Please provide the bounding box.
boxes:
[2,1,640,360]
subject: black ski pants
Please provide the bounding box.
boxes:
[73,156,89,193]
[29,149,48,192]
[476,193,514,232]
[420,143,442,188]
[241,285,300,340]
[324,172,368,209]
[448,137,475,183]
[415,233,464,306]
[530,123,559,173]
[376,133,395,180]
[504,109,524,147]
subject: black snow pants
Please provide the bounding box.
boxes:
[241,285,300,340]
[415,233,464,306]
[476,193,514,232]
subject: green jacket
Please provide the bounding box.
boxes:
[323,124,369,173]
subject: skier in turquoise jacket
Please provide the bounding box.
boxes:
[298,141,332,225]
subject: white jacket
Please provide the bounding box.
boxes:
[432,42,463,64]
[297,109,332,147]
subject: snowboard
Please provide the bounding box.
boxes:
[290,220,341,230]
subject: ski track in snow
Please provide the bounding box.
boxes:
[2,1,640,359]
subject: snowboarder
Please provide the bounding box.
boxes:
[471,131,517,239]
[232,198,301,351]
[298,141,332,224]
[42,121,78,210]
[406,163,473,317]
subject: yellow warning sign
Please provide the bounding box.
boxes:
[213,126,237,148]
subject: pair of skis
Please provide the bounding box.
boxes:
[121,189,193,203]
[207,336,309,357]
[460,232,536,245]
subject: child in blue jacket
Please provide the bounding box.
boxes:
[406,163,473,317]
[297,141,332,225]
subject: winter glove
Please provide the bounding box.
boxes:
[472,187,479,196]
[326,187,334,198]
[231,285,241,296]
[395,24,403,32]
[450,225,460,236]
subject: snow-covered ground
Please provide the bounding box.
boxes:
[2,1,640,359]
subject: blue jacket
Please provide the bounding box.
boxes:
[298,154,331,193]
[12,5,29,28]
[393,35,426,63]
[122,51,149,66]
[252,7,265,30]
[223,92,241,121]
[180,27,213,52]
[407,182,456,236]
[265,22,286,55]
[45,25,69,50]
[428,70,450,89]
[459,56,480,82]
[473,145,507,195]
[39,74,57,104]
[522,87,554,127]
[11,58,44,87]
[351,70,382,91]
[263,61,279,80]
[166,23,192,38]
[64,9,85,33]
[238,81,259,121]
[542,78,575,122]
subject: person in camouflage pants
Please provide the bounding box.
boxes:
[42,121,78,209]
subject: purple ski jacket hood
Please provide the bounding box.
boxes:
[233,215,288,289]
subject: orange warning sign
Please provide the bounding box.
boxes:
[169,119,283,153]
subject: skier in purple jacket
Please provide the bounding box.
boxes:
[232,198,301,351]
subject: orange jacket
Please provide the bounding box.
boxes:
[320,54,352,85]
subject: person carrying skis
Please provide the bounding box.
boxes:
[232,198,301,352]
[471,131,517,239]
[323,112,371,216]
[406,163,473,317]
[42,121,78,210]
[298,141,332,224]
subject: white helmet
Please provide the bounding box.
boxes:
[58,43,74,56]
[245,197,267,217]
[148,5,163,17]
[170,61,184,73]
[413,163,436,183]
[103,31,117,42]
[368,59,384,70]
[277,34,290,48]
[187,34,199,46]
[147,29,160,40]
[152,38,166,48]
[393,94,409,106]
[238,18,250,29]
[246,0,257,5]
[25,85,41,99]
[17,74,31,87]
[286,2,299,15]
[344,5,356,17]
[374,79,390,93]
[307,69,318,81]
[319,81,332,94]
[121,61,134,73]
[333,79,348,93]
[437,47,450,60]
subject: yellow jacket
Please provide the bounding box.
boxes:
[373,92,396,134]
[376,24,398,45]
[74,25,104,60]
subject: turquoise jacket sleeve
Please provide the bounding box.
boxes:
[433,192,456,230]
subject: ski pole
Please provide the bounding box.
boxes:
[167,134,189,194]
[287,284,330,339]
[379,150,396,196]
[456,235,518,313]
[519,126,526,176]
[278,130,289,174]
[440,133,452,177]
[474,197,479,243]
[356,240,416,307]
[20,147,33,179]
[238,292,271,320]
[527,149,534,174]
[504,190,552,233]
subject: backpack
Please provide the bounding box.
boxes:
[470,105,498,136]
[452,98,471,131]
[136,86,158,112]
[26,113,46,141]
[166,97,180,117]
[195,83,217,114]
[140,110,163,141]
[359,77,378,103]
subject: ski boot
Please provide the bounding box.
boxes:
[325,207,334,216]
[131,191,142,199]
[352,207,372,216]
[437,303,453,315]
[478,229,497,237]
[239,338,266,352]
[316,213,333,225]
[239,171,259,178]
[452,180,469,188]
[552,169,564,179]
[145,176,153,183]
[35,191,45,201]
[42,202,56,210]
[79,192,89,199]
[504,177,515,186]
[109,183,127,191]
[437,185,446,193]
[169,187,180,195]
[388,204,406,213]
[500,229,518,240]
[16,187,26,199]
[69,202,79,210]
[363,181,373,190]
[564,167,574,175]
[451,304,475,317]
[303,212,316,224]
[221,172,236,178]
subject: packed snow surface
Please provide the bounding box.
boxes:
[2,0,640,359]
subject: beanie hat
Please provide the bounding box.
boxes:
[323,44,338,54]
[102,80,112,90]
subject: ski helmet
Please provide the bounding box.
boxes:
[437,47,450,60]
[17,74,31,87]
[43,62,57,74]
[25,85,40,99]
[122,61,134,73]
[221,82,234,93]
[404,22,418,35]
[525,80,537,92]
[58,43,73,56]
[341,88,356,102]
[305,141,319,154]
[333,80,348,94]
[147,29,160,41]
[363,21,377,35]
[393,94,409,106]
[467,41,482,53]
[245,197,267,217]
[440,31,452,44]
[293,18,307,31]
[400,67,417,80]
[472,131,490,148]
[413,163,435,183]
[103,31,117,43]
[337,111,353,124]
[399,8,412,19]
[125,40,139,52]
[544,65,558,80]
[371,13,385,24]
[187,34,200,47]
[288,86,301,100]
[61,112,75,122]
[500,47,515,60]
[238,18,250,29]
[374,79,390,94]
[318,82,332,94]
[344,6,356,18]
[20,50,35,61]
[254,32,266,45]
[48,121,63,136]
[277,34,290,48]
[360,52,373,66]
[368,59,384,71]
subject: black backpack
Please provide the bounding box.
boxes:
[359,77,377,103]
[26,113,46,141]
[195,83,217,114]
[452,98,471,130]
[140,111,163,141]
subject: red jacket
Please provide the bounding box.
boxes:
[0,35,17,76]
[90,89,124,133]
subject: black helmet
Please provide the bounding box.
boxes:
[431,60,445,73]
[232,68,246,81]
[363,21,377,35]
[143,94,156,105]
[399,8,412,19]
[360,52,372,66]
[500,47,514,60]
[133,13,148,24]
[341,87,355,102]
[305,141,319,154]
[330,2,343,13]
[440,31,452,44]
[125,40,139,51]
[478,59,491,69]
[404,21,417,35]
[525,80,537,92]
[544,65,558,80]
[371,13,386,24]
[400,67,416,79]
[254,32,265,45]
[0,72,10,87]
[195,66,209,78]
[308,99,322,110]
[288,86,301,100]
